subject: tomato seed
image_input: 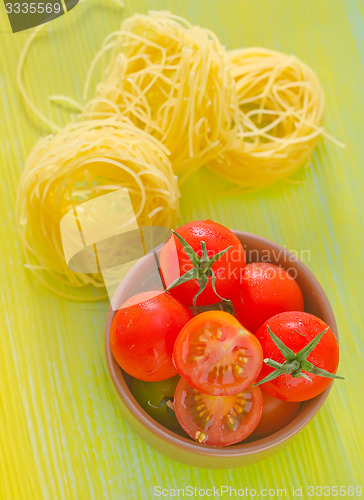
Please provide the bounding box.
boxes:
[193,355,204,361]
[195,431,207,443]
[244,401,252,412]
[199,329,213,342]
[234,404,243,414]
[226,414,239,431]
[203,415,212,427]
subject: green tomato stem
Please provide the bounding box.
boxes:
[257,325,344,386]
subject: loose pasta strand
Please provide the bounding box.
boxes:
[17,0,125,132]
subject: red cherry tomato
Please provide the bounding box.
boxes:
[174,378,263,446]
[173,311,263,396]
[160,220,246,307]
[250,392,300,439]
[256,311,340,402]
[110,291,193,382]
[233,262,304,333]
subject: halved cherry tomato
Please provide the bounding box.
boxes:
[160,220,246,307]
[173,311,263,396]
[250,392,300,439]
[110,291,193,382]
[174,378,263,446]
[233,262,304,333]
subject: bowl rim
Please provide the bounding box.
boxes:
[104,230,337,458]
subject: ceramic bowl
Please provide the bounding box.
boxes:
[105,231,337,468]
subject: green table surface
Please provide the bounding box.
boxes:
[0,0,363,498]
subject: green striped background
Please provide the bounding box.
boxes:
[0,0,363,498]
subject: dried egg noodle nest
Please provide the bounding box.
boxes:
[208,48,343,191]
[83,11,238,176]
[16,118,179,300]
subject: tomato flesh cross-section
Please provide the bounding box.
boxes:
[173,311,263,396]
[174,378,263,446]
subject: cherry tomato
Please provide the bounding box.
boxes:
[110,291,193,382]
[159,220,246,307]
[130,375,183,433]
[174,378,263,446]
[250,392,300,439]
[256,311,341,402]
[173,311,263,396]
[233,262,304,333]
